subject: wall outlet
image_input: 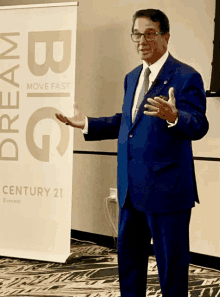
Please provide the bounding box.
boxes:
[109,188,118,202]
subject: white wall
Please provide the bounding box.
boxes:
[74,0,214,152]
[191,96,220,257]
[1,0,219,256]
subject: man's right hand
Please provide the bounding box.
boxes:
[55,103,86,129]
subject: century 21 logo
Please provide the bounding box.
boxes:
[26,30,71,162]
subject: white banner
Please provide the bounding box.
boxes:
[0,2,78,262]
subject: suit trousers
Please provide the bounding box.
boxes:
[117,194,191,297]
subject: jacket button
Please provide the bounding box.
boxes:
[129,134,133,138]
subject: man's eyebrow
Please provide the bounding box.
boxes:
[133,28,156,32]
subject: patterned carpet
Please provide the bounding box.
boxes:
[0,239,220,297]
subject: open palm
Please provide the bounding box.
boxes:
[55,103,86,129]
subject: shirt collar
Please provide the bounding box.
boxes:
[142,51,169,79]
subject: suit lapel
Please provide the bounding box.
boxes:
[124,65,143,129]
[130,54,179,130]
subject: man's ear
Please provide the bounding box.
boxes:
[165,32,170,44]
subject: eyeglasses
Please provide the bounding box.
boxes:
[131,31,162,42]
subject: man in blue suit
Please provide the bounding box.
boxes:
[56,9,209,297]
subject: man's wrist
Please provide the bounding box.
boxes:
[82,117,88,134]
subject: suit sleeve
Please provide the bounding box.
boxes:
[170,72,209,140]
[83,113,122,141]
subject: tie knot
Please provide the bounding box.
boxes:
[145,67,151,77]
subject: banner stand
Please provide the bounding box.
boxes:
[0,2,78,263]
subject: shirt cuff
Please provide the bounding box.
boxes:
[166,116,178,128]
[82,116,89,134]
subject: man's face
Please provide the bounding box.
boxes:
[133,17,170,65]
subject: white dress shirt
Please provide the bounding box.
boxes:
[83,51,177,134]
[132,51,168,121]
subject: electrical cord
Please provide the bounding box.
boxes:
[104,197,118,249]
[71,237,97,245]
[190,263,220,273]
[71,198,118,250]
[105,197,118,235]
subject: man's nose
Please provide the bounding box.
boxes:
[139,34,147,45]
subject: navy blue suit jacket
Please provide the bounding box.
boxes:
[84,54,209,213]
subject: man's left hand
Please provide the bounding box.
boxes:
[144,87,178,123]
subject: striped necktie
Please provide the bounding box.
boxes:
[133,67,151,121]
